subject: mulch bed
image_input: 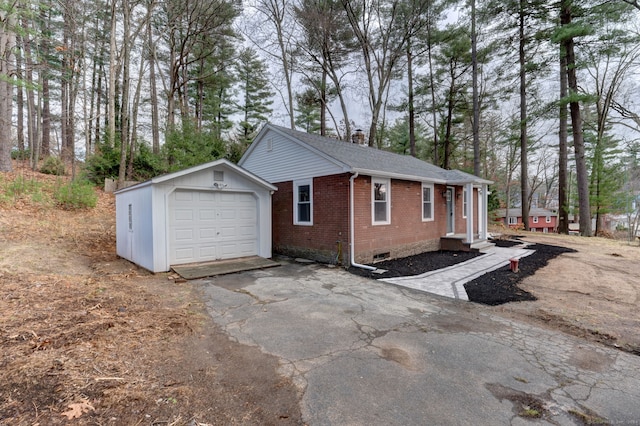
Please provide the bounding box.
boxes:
[348,239,576,306]
[464,243,576,305]
[348,250,483,279]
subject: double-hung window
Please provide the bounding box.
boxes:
[294,179,312,225]
[422,184,434,221]
[372,177,390,225]
[533,216,539,223]
[546,215,551,223]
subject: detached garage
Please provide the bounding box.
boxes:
[115,159,277,273]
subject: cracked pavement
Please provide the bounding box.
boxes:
[195,260,640,425]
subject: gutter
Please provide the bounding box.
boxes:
[349,172,376,271]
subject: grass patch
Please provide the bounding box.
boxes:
[53,179,98,210]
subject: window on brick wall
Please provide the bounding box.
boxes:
[462,188,468,218]
[546,215,551,223]
[422,183,434,221]
[372,177,390,225]
[533,216,539,223]
[508,216,517,225]
[294,179,313,225]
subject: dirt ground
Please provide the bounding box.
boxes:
[2,166,640,424]
[491,231,640,356]
[0,167,302,425]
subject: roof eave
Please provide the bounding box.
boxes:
[352,168,447,184]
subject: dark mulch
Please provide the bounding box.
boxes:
[491,238,523,248]
[348,250,483,280]
[348,240,576,306]
[464,243,577,306]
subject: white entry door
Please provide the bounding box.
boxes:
[169,189,257,265]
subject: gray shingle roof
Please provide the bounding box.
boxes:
[269,124,492,185]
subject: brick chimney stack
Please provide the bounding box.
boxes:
[352,129,365,145]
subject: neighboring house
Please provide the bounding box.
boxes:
[494,208,558,233]
[239,124,493,266]
[115,159,276,273]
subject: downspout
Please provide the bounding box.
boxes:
[350,172,376,271]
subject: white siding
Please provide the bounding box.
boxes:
[115,160,273,273]
[240,129,344,183]
[116,185,155,272]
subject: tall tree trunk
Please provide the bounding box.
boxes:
[320,68,327,136]
[561,0,591,236]
[558,47,569,234]
[16,39,24,153]
[23,23,35,161]
[471,0,480,176]
[108,0,118,151]
[519,0,529,231]
[427,29,439,166]
[128,56,145,179]
[146,0,160,153]
[407,44,416,157]
[38,2,51,158]
[0,8,16,172]
[118,0,130,187]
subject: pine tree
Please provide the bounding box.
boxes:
[235,47,274,146]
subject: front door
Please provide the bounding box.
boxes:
[446,187,454,234]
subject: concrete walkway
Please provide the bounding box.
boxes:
[381,245,535,300]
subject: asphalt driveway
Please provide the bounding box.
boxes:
[195,260,640,425]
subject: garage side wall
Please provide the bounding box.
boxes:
[115,185,156,272]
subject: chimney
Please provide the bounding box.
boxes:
[352,129,365,145]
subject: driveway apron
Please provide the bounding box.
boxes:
[196,261,640,425]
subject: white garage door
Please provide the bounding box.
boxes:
[169,189,258,265]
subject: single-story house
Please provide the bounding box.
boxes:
[115,158,276,273]
[239,124,493,266]
[494,207,558,233]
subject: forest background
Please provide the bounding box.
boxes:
[1,0,640,237]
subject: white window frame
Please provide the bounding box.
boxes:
[462,188,468,218]
[372,177,391,225]
[293,179,313,226]
[546,215,551,223]
[508,216,517,225]
[422,183,434,222]
[533,216,539,223]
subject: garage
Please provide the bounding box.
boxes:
[169,189,258,264]
[115,159,276,273]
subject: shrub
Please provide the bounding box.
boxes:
[54,179,98,210]
[11,149,31,160]
[40,156,66,175]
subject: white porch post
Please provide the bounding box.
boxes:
[466,182,474,243]
[480,184,488,240]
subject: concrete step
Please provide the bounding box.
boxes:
[469,241,495,252]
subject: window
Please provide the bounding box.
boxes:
[546,215,551,223]
[372,178,390,225]
[462,188,468,218]
[508,216,517,225]
[533,216,539,223]
[294,180,313,225]
[422,184,434,221]
[214,170,224,182]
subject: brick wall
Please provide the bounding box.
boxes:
[352,177,448,264]
[272,174,350,264]
[272,173,480,265]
